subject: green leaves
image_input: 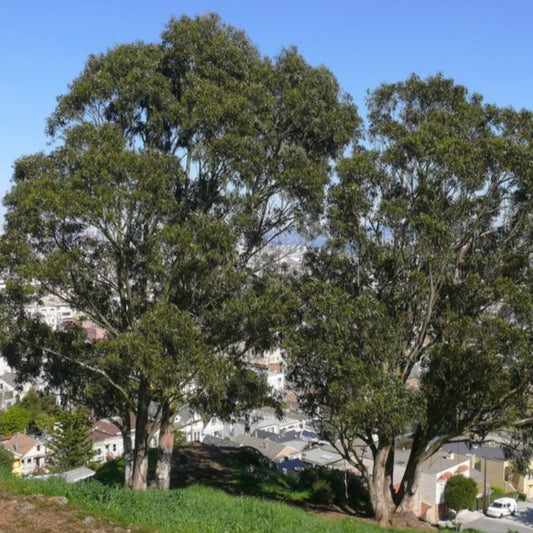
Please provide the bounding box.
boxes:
[2,13,359,489]
[0,406,32,436]
[285,74,533,517]
[48,407,95,470]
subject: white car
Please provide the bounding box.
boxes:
[486,497,517,518]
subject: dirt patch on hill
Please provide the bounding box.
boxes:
[0,490,144,533]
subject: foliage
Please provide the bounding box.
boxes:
[299,467,370,511]
[286,73,533,522]
[0,468,399,533]
[33,412,55,433]
[0,445,14,471]
[47,408,95,470]
[311,478,336,505]
[0,12,359,490]
[19,387,57,433]
[490,486,505,498]
[444,475,477,511]
[0,405,31,435]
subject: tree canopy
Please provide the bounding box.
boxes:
[0,13,359,490]
[286,74,533,524]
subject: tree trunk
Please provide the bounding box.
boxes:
[155,402,174,490]
[395,426,427,517]
[131,380,151,490]
[120,414,134,488]
[368,445,396,526]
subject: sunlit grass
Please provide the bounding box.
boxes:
[0,469,419,533]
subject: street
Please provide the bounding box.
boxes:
[464,502,533,533]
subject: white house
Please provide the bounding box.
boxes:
[89,419,126,463]
[1,432,48,475]
[25,293,77,330]
[415,453,471,523]
[174,408,225,443]
[0,373,32,411]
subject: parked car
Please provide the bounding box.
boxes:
[486,497,517,518]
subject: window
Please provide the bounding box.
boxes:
[37,445,41,452]
[112,444,117,452]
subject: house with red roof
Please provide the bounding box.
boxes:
[89,419,125,463]
[416,452,471,523]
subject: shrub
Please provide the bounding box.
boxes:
[311,479,335,504]
[299,466,370,511]
[444,475,477,511]
[490,486,505,498]
[0,446,14,472]
[0,405,31,435]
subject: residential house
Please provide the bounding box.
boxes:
[414,452,471,523]
[302,445,345,469]
[0,373,32,411]
[0,432,48,475]
[228,407,311,438]
[80,320,107,342]
[174,407,225,443]
[25,293,77,330]
[245,347,284,373]
[89,414,160,463]
[235,434,302,464]
[89,419,124,463]
[514,469,533,499]
[444,441,512,495]
[0,355,12,376]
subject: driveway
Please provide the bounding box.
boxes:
[464,502,533,533]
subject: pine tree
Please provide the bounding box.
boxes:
[48,408,94,470]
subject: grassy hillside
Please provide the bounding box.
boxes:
[0,468,417,533]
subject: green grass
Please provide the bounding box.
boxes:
[0,469,415,533]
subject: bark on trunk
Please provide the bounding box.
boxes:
[155,402,174,490]
[395,426,428,516]
[368,445,396,526]
[121,417,134,488]
[131,380,151,490]
[131,449,149,490]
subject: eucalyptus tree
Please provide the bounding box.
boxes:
[1,13,359,490]
[287,74,533,525]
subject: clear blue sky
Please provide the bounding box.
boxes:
[2,0,532,211]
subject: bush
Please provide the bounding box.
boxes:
[0,405,31,435]
[490,486,505,498]
[0,446,14,472]
[444,475,477,511]
[311,479,335,504]
[298,466,370,511]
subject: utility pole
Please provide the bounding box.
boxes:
[483,457,487,512]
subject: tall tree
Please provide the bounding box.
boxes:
[48,407,94,470]
[287,74,533,525]
[0,13,359,490]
